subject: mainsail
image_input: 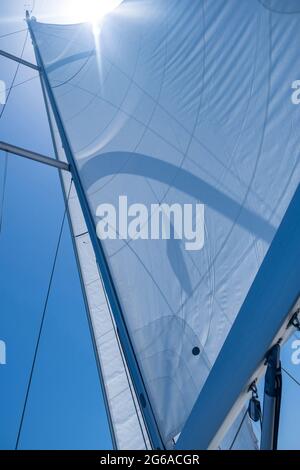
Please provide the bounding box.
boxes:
[29,0,300,449]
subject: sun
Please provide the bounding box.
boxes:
[69,0,123,25]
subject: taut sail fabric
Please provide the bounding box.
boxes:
[31,0,300,448]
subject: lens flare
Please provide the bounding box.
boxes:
[69,0,123,25]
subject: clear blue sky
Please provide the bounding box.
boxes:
[0,0,299,450]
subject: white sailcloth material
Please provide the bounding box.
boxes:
[32,0,300,448]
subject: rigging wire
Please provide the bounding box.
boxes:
[229,409,248,450]
[15,181,73,450]
[0,28,28,40]
[228,366,300,451]
[0,30,30,237]
[0,3,34,39]
[282,366,300,388]
[0,152,8,234]
[0,30,29,121]
[3,75,39,95]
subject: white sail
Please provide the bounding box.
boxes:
[30,0,300,448]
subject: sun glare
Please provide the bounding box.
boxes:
[69,0,123,25]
